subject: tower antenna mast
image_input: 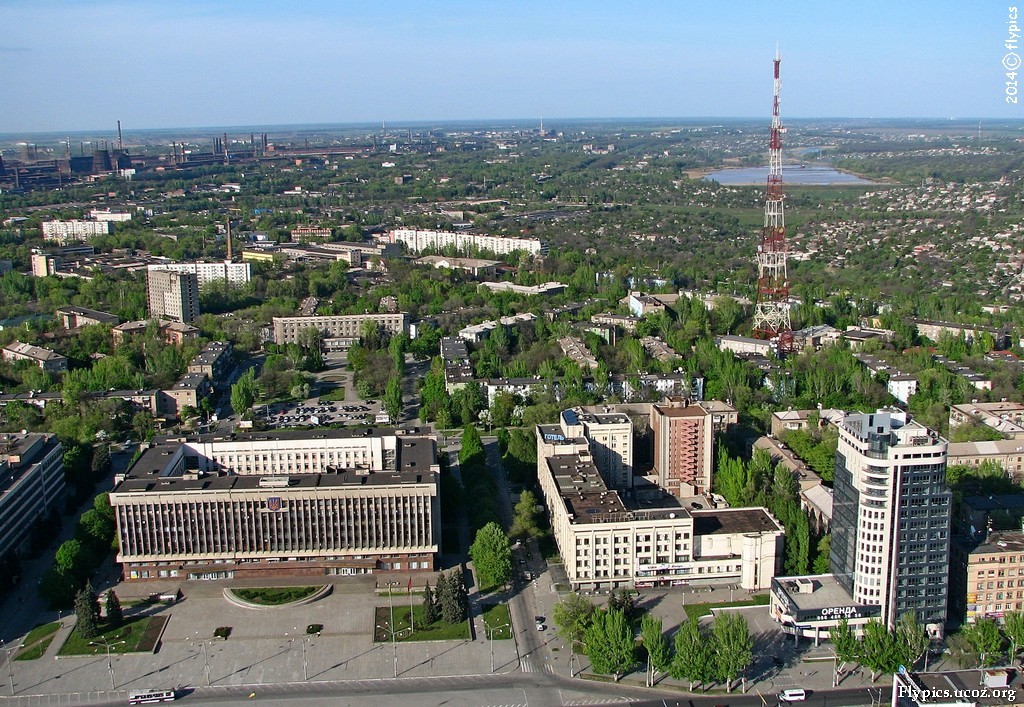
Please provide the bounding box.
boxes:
[752,47,793,354]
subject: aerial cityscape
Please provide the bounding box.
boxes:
[1,2,1023,707]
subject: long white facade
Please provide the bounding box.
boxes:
[390,228,546,256]
[148,261,251,288]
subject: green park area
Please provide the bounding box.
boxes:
[58,616,165,656]
[374,605,470,642]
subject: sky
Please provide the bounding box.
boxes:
[0,0,1017,132]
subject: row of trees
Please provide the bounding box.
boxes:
[74,581,123,639]
[552,593,754,690]
[39,492,117,608]
[831,615,929,681]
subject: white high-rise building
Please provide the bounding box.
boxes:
[831,410,951,630]
[389,228,547,256]
[147,269,200,323]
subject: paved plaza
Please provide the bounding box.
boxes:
[0,577,520,702]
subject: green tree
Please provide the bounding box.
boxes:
[962,618,1003,667]
[469,522,512,589]
[38,567,77,609]
[860,619,901,681]
[422,581,439,625]
[383,376,403,423]
[831,618,861,665]
[640,613,671,686]
[583,609,635,681]
[607,588,636,620]
[1004,611,1024,664]
[104,589,123,627]
[230,368,258,416]
[813,533,832,574]
[669,616,714,691]
[510,490,542,539]
[895,613,929,669]
[436,570,468,625]
[711,611,754,692]
[90,443,111,480]
[459,424,486,470]
[553,593,596,647]
[55,539,86,580]
[74,581,100,639]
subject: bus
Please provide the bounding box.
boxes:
[128,690,176,704]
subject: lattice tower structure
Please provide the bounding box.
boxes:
[752,49,793,353]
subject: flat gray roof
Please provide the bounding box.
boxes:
[774,574,857,612]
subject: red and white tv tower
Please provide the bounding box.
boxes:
[752,47,793,353]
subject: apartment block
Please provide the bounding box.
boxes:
[0,433,64,559]
[389,228,546,256]
[41,220,110,244]
[147,269,199,323]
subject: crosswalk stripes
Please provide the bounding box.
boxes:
[563,698,630,706]
[520,657,538,673]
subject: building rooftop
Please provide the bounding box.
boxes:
[55,305,120,324]
[0,433,60,496]
[3,341,64,362]
[117,429,437,492]
[692,508,784,536]
[967,530,1024,555]
[773,574,859,612]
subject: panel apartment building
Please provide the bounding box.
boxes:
[0,433,65,559]
[147,269,200,323]
[389,228,547,256]
[147,261,251,288]
[110,428,439,581]
[771,410,952,640]
[41,220,110,244]
[273,313,409,349]
[536,409,784,591]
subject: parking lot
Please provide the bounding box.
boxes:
[257,400,385,429]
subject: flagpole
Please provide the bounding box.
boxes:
[408,577,415,632]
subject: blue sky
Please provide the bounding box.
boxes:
[0,0,1015,132]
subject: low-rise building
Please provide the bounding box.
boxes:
[161,373,212,417]
[2,341,67,373]
[715,334,773,356]
[273,313,409,348]
[479,281,566,297]
[439,337,474,392]
[950,401,1024,440]
[110,428,439,581]
[947,439,1024,480]
[112,320,199,347]
[640,336,679,363]
[558,336,598,370]
[187,341,233,381]
[55,306,120,329]
[0,433,65,559]
[417,256,500,277]
[951,530,1024,624]
[590,313,640,333]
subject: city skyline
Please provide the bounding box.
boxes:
[0,0,1014,133]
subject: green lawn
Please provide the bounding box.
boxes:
[374,605,470,642]
[481,603,512,639]
[318,385,346,402]
[231,586,322,605]
[23,621,60,646]
[15,637,54,661]
[58,616,159,656]
[683,594,770,619]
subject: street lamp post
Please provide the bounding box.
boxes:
[301,636,309,681]
[1,640,19,695]
[484,621,509,674]
[376,623,398,678]
[89,638,126,690]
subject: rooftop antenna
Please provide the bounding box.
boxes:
[117,120,123,151]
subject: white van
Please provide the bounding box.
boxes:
[779,689,807,702]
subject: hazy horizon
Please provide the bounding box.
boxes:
[0,1,1014,133]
